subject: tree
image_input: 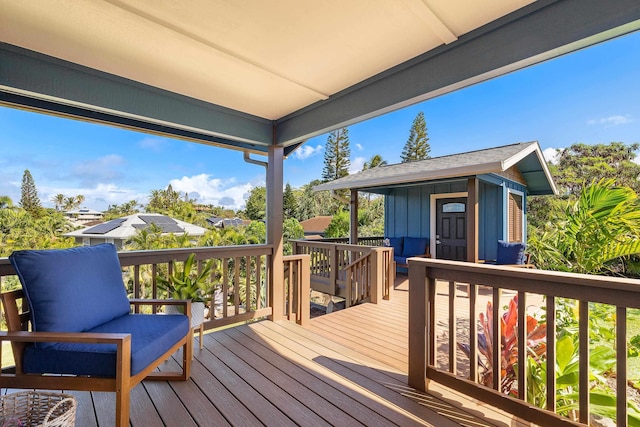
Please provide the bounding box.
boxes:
[551,142,640,195]
[400,112,430,162]
[0,196,13,209]
[362,154,387,171]
[324,209,350,238]
[19,169,42,216]
[283,183,298,220]
[51,194,65,211]
[244,186,266,221]
[322,128,351,182]
[528,179,640,274]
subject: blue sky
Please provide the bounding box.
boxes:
[1,31,639,212]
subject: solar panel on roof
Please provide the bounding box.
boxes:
[138,215,184,233]
[139,215,177,225]
[83,218,125,234]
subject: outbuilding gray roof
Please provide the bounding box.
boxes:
[314,141,557,195]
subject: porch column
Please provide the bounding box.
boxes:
[267,144,285,321]
[349,189,358,245]
[467,178,479,263]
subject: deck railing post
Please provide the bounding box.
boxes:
[298,255,310,326]
[408,259,429,392]
[370,248,383,304]
[329,245,338,297]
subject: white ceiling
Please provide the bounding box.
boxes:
[0,0,534,120]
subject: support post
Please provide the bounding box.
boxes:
[267,145,285,321]
[467,178,479,263]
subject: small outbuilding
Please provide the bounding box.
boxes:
[314,141,557,262]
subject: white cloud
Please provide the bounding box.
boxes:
[542,147,562,165]
[587,114,632,126]
[292,144,323,160]
[169,174,257,209]
[138,137,168,151]
[355,143,364,151]
[349,157,366,174]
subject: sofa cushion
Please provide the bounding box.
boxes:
[9,244,131,348]
[496,240,526,265]
[394,255,408,266]
[22,313,189,377]
[385,237,403,257]
[402,237,428,257]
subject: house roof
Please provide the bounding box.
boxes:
[314,142,557,196]
[64,208,103,215]
[300,216,333,234]
[2,2,638,153]
[65,213,207,240]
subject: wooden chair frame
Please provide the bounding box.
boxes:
[0,289,193,427]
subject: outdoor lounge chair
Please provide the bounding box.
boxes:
[0,244,192,427]
[480,240,535,268]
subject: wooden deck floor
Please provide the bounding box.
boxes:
[7,277,532,426]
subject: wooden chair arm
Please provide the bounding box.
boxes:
[129,299,190,308]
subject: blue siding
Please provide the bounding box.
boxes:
[384,180,466,240]
[383,176,528,260]
[478,181,502,261]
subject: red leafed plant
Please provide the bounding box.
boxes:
[459,294,547,396]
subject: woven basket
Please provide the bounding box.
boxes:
[0,391,77,427]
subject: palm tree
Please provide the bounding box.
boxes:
[362,154,387,171]
[529,179,640,274]
[51,194,66,211]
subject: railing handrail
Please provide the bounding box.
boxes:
[0,244,275,275]
[422,258,640,307]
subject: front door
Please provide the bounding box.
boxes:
[436,198,467,261]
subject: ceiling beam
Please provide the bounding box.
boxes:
[0,42,275,152]
[275,0,640,146]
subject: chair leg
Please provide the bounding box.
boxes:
[198,324,204,350]
[115,387,130,427]
[182,337,192,380]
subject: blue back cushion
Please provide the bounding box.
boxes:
[386,237,403,257]
[9,244,131,348]
[402,237,428,257]
[496,240,526,264]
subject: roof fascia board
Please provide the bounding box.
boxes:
[0,43,274,151]
[314,162,503,191]
[502,142,558,195]
[276,0,640,145]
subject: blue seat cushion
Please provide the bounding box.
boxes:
[9,244,131,349]
[385,237,403,257]
[394,255,408,265]
[22,313,189,377]
[496,240,526,265]
[402,237,428,257]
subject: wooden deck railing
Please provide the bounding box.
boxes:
[0,245,311,330]
[408,258,640,427]
[283,254,310,325]
[291,239,393,306]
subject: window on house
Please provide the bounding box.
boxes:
[508,192,523,242]
[442,202,465,213]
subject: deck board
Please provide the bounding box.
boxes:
[2,275,531,426]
